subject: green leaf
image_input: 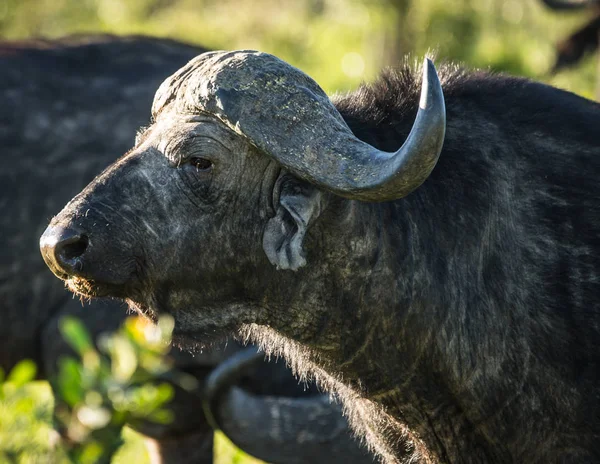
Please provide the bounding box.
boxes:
[109,336,138,383]
[146,409,174,425]
[6,360,37,387]
[155,383,174,405]
[73,441,104,464]
[59,316,94,357]
[57,357,85,406]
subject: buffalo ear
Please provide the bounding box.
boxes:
[263,174,324,271]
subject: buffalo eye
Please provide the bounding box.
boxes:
[189,157,213,172]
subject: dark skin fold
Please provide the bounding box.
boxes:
[42,53,600,463]
[5,37,372,464]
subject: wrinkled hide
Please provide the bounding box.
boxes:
[4,37,372,464]
[43,50,600,464]
[0,34,204,372]
[0,35,216,463]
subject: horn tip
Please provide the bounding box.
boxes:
[420,58,442,110]
[423,57,436,74]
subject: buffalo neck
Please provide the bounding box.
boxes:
[286,193,516,462]
[256,112,520,462]
[256,196,459,461]
[253,72,600,462]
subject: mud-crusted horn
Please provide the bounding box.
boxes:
[202,347,373,464]
[152,50,446,202]
[541,0,598,10]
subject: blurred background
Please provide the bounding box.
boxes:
[0,1,597,463]
[1,0,598,97]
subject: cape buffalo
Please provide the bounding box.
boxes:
[2,37,371,463]
[41,50,600,463]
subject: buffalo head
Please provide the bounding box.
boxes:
[40,50,445,348]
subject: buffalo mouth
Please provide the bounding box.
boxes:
[64,272,144,308]
[67,274,248,350]
[66,276,122,299]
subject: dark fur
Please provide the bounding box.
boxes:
[246,65,600,462]
[43,56,600,463]
[3,36,373,464]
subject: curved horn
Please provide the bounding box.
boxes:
[153,51,445,202]
[203,348,373,464]
[202,346,264,430]
[326,58,446,201]
[541,0,598,10]
[214,387,374,464]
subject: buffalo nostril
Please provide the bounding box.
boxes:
[57,234,89,263]
[40,226,89,276]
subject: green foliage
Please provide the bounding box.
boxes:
[0,363,61,464]
[5,360,37,389]
[0,316,260,463]
[0,0,597,98]
[0,316,197,464]
[53,315,180,463]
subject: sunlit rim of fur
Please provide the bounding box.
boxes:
[238,323,434,464]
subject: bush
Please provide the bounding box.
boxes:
[0,315,195,464]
